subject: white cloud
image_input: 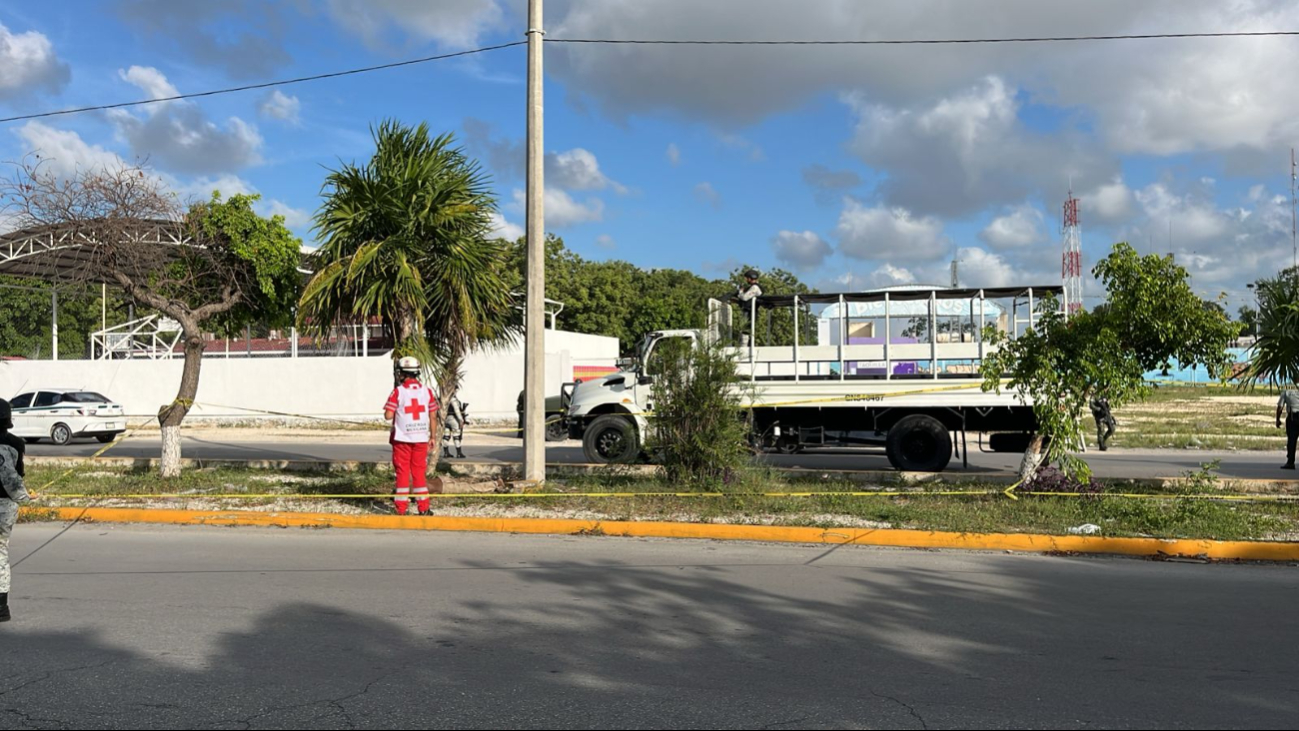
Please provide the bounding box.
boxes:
[0,22,70,99]
[1093,178,1299,288]
[771,230,832,271]
[463,119,626,194]
[265,200,312,229]
[324,0,505,50]
[667,143,682,166]
[868,264,918,289]
[117,66,178,103]
[12,122,128,178]
[488,212,524,241]
[258,90,301,124]
[980,204,1047,250]
[111,67,262,174]
[546,0,1157,124]
[546,0,1299,162]
[1082,177,1136,224]
[171,174,257,201]
[596,234,617,250]
[846,77,1113,216]
[822,265,919,293]
[694,182,721,209]
[511,189,604,228]
[1133,183,1232,246]
[948,247,1022,289]
[547,148,625,193]
[833,199,949,263]
[9,123,263,210]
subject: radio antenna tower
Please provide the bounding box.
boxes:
[1062,188,1083,316]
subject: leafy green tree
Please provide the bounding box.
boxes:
[0,277,130,359]
[982,244,1236,481]
[2,158,303,476]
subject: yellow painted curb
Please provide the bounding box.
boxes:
[31,507,1299,561]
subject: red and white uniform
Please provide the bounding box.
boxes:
[384,379,438,514]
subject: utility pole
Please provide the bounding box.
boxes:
[523,0,546,483]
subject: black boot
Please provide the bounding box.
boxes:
[442,446,452,459]
[0,593,10,622]
[456,447,466,459]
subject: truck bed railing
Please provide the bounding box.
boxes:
[708,285,1064,383]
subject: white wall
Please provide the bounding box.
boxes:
[0,330,617,421]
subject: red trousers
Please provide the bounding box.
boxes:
[392,441,430,514]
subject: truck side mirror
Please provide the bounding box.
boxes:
[638,375,654,386]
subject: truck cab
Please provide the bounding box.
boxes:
[566,329,698,462]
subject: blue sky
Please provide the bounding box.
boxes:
[3,0,1298,316]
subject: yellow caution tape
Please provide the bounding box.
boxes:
[30,425,136,497]
[34,488,1299,503]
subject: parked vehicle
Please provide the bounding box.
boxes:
[8,389,127,445]
[566,286,1059,472]
[516,382,577,441]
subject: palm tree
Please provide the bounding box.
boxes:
[300,120,519,440]
[1241,268,1299,387]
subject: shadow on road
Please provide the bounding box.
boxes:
[4,546,1296,729]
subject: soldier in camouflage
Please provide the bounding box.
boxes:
[442,395,469,460]
[0,397,32,622]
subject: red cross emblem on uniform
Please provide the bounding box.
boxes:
[404,398,426,421]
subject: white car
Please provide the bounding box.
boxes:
[9,389,127,445]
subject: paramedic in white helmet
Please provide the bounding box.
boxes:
[383,356,439,515]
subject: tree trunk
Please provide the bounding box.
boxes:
[158,327,205,478]
[1018,433,1047,483]
[393,307,418,355]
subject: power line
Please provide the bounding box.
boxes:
[5,30,1299,125]
[0,41,527,124]
[548,30,1299,46]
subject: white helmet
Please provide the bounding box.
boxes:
[396,356,421,374]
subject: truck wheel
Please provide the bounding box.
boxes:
[582,415,639,464]
[885,415,952,472]
[545,415,567,442]
[776,435,802,454]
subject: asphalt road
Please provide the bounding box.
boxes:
[26,434,1299,481]
[4,525,1297,729]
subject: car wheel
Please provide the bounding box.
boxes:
[51,422,73,446]
[96,434,116,444]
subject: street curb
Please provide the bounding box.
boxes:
[25,455,1299,493]
[28,506,1299,561]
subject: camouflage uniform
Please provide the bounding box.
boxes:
[1,438,30,601]
[1090,397,1116,451]
[442,396,468,459]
